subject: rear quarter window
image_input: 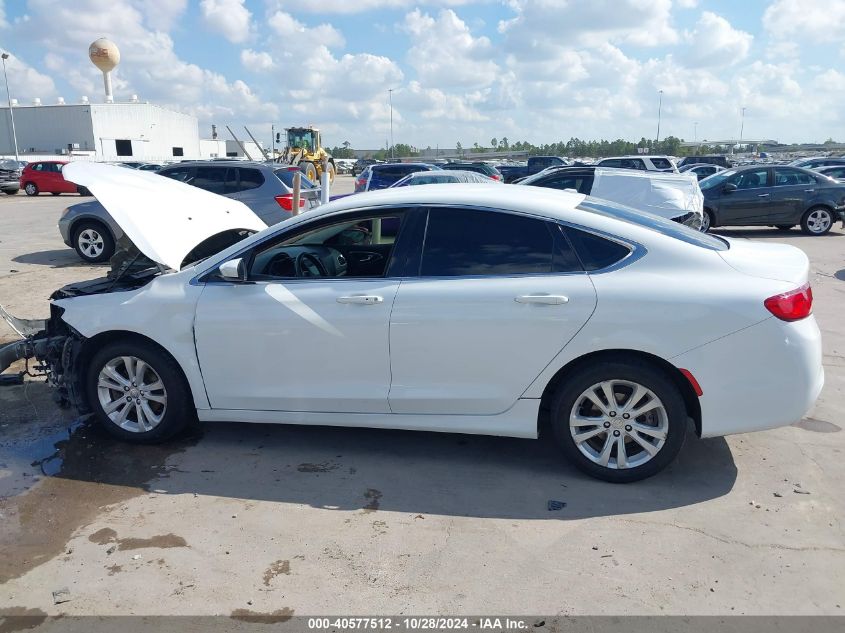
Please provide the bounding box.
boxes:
[564,227,631,271]
[650,158,672,169]
[273,169,316,189]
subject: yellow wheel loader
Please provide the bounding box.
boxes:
[279,126,336,183]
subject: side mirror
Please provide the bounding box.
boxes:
[218,258,247,282]
[723,183,738,193]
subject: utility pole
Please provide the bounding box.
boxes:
[656,89,663,146]
[1,53,20,162]
[739,107,746,149]
[271,124,275,160]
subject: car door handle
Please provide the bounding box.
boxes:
[337,295,384,305]
[757,193,770,197]
[515,294,569,305]
[804,189,815,193]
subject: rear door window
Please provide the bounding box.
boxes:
[598,159,621,168]
[650,158,672,170]
[237,168,264,192]
[160,166,194,183]
[193,167,227,194]
[420,208,580,277]
[774,168,817,186]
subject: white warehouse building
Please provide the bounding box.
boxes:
[0,100,202,162]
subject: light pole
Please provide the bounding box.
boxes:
[1,53,20,162]
[739,106,746,149]
[694,121,698,143]
[388,88,394,160]
[655,89,663,147]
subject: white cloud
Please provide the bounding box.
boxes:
[0,0,7,28]
[402,9,499,89]
[675,0,698,8]
[763,0,845,44]
[240,49,275,72]
[267,11,345,49]
[199,0,252,43]
[683,11,752,67]
[266,0,484,14]
[0,50,57,101]
[130,0,187,31]
[499,0,679,53]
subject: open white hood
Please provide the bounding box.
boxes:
[64,162,267,271]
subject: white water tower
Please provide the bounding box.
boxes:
[88,38,120,103]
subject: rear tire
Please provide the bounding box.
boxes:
[86,340,194,443]
[800,206,834,235]
[24,182,38,196]
[550,358,687,483]
[72,221,115,263]
[3,188,18,195]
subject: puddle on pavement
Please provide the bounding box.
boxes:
[0,381,198,584]
[792,417,841,433]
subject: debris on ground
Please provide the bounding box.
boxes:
[547,500,567,511]
[52,588,71,604]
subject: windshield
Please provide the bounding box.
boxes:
[698,168,738,190]
[577,199,729,251]
[287,129,317,150]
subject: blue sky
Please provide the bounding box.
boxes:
[1,0,843,148]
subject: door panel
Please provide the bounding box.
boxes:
[389,275,596,415]
[195,280,399,412]
[718,168,773,224]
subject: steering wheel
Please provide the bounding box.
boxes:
[295,252,328,278]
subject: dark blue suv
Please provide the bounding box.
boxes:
[355,162,440,192]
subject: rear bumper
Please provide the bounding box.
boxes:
[672,316,823,438]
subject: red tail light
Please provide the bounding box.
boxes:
[764,283,813,321]
[491,174,502,181]
[274,194,305,212]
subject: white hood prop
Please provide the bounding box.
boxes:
[64,162,267,271]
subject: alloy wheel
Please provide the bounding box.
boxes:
[805,209,831,234]
[97,356,168,433]
[78,229,105,259]
[569,379,668,470]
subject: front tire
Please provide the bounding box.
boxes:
[550,359,687,483]
[300,162,317,182]
[800,206,833,235]
[87,340,194,443]
[72,221,115,263]
[701,209,714,232]
[24,182,38,196]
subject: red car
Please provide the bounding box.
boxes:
[20,161,89,196]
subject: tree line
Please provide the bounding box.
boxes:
[327,135,727,160]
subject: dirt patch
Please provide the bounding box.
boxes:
[105,564,122,576]
[363,488,382,512]
[88,527,187,550]
[262,559,291,586]
[0,410,197,584]
[230,608,295,623]
[0,608,48,633]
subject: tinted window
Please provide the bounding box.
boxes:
[650,158,672,169]
[564,227,631,271]
[193,166,227,194]
[32,163,44,171]
[172,147,184,157]
[237,168,264,191]
[420,208,579,276]
[728,168,768,189]
[599,159,620,168]
[273,169,316,189]
[536,174,594,194]
[160,167,193,183]
[774,168,816,186]
[375,165,420,178]
[577,199,729,251]
[823,167,845,179]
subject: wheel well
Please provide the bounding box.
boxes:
[537,349,702,437]
[70,217,112,240]
[74,330,194,412]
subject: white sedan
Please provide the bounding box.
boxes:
[0,164,823,482]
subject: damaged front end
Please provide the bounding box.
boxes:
[0,304,81,406]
